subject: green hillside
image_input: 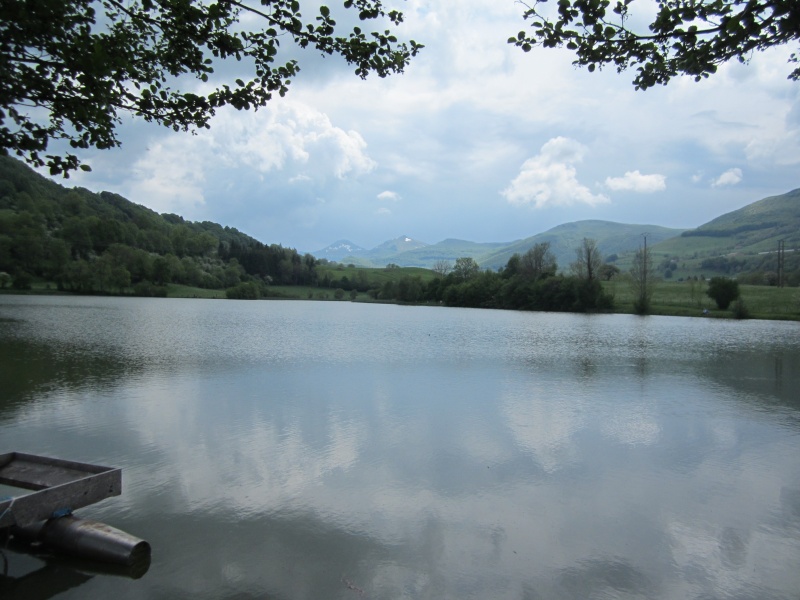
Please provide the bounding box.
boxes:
[384,238,507,267]
[646,188,800,284]
[656,188,800,253]
[0,156,317,296]
[3,152,798,300]
[479,220,685,271]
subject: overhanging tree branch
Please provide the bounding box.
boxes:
[0,0,422,176]
[510,0,800,88]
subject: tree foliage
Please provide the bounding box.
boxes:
[510,0,800,89]
[0,155,316,293]
[706,276,740,309]
[452,256,480,281]
[0,0,422,175]
[374,244,613,313]
[599,263,620,281]
[520,242,558,280]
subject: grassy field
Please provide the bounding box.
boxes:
[6,273,799,321]
[604,278,800,320]
[318,264,436,286]
[166,284,226,299]
[165,284,379,302]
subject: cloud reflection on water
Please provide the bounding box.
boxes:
[2,298,800,599]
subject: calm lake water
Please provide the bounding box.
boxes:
[1,295,800,599]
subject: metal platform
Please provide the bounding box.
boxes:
[0,452,121,529]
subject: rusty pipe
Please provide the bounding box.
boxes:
[13,515,150,568]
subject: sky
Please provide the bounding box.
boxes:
[47,0,800,254]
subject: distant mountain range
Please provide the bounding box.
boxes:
[314,235,507,266]
[313,188,800,274]
[4,151,796,282]
[314,224,685,270]
[311,189,800,269]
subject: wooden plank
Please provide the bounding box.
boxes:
[0,453,122,528]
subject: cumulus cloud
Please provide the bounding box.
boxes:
[605,170,666,193]
[377,190,401,202]
[711,168,743,187]
[214,103,376,179]
[125,140,209,215]
[501,137,609,208]
[120,101,376,216]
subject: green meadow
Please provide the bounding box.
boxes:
[603,278,800,320]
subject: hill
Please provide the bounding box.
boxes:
[3,153,798,294]
[0,156,317,295]
[314,235,434,266]
[653,188,800,255]
[312,188,799,285]
[647,188,800,283]
[313,239,368,262]
[478,220,685,271]
[386,238,508,268]
[314,223,685,271]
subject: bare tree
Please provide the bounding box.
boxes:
[570,238,602,281]
[521,242,557,280]
[432,260,452,278]
[630,237,654,314]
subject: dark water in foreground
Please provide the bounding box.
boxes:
[1,295,799,599]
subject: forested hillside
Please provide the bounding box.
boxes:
[0,157,317,296]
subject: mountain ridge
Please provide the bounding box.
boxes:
[314,221,687,270]
[312,189,799,273]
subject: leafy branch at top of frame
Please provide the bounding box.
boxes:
[509,0,800,89]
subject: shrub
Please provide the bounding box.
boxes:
[706,277,740,310]
[732,299,750,319]
[133,281,168,297]
[12,271,32,290]
[226,282,260,300]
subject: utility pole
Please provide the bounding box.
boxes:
[642,233,647,287]
[777,240,785,288]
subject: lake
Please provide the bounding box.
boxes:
[1,295,799,599]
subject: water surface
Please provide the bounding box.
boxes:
[1,296,799,599]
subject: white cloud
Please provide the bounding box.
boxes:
[712,168,743,187]
[378,190,401,202]
[605,170,666,193]
[501,137,610,208]
[213,103,376,180]
[52,0,800,251]
[119,101,377,218]
[126,140,209,215]
[375,207,392,216]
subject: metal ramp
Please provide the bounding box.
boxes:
[0,452,121,529]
